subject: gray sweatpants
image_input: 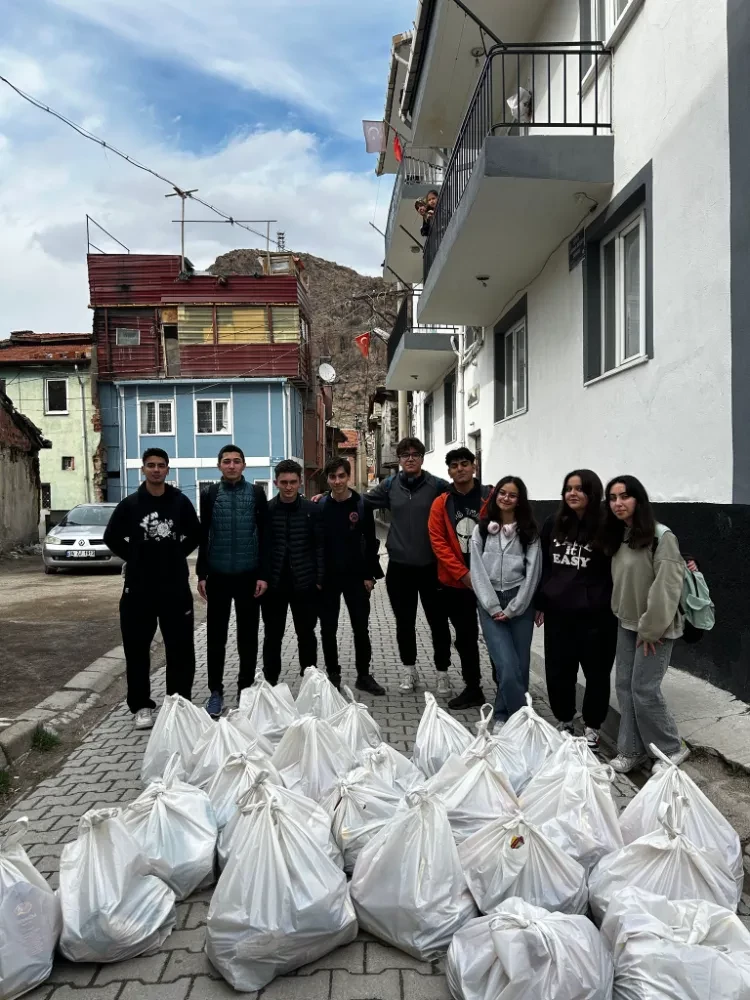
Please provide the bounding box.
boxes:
[615,625,681,758]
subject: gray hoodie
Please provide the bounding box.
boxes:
[469,525,542,618]
[366,471,449,567]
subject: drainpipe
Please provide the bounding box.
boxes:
[75,364,92,503]
[451,332,466,447]
[398,390,409,439]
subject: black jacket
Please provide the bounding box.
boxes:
[319,489,383,582]
[103,483,200,590]
[536,515,613,614]
[196,479,270,581]
[267,495,325,591]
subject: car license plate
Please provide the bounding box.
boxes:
[65,550,97,559]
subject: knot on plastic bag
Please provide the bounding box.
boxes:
[1,816,29,850]
[657,800,684,840]
[78,807,119,833]
[490,913,532,932]
[405,787,431,809]
[475,704,494,736]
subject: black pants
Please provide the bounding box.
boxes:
[385,562,452,670]
[544,609,617,729]
[262,587,318,684]
[120,584,195,714]
[319,577,372,680]
[443,585,483,690]
[206,572,260,697]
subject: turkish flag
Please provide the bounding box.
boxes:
[354,332,370,359]
[393,134,404,163]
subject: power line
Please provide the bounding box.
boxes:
[0,74,284,250]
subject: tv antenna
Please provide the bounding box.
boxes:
[318,362,337,384]
[169,210,279,272]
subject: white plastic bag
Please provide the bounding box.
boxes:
[520,738,622,871]
[328,687,382,751]
[122,754,217,900]
[141,693,211,784]
[206,798,357,991]
[218,770,343,871]
[205,749,283,831]
[588,804,741,922]
[189,716,257,787]
[238,676,299,748]
[446,897,613,1000]
[458,811,588,915]
[619,743,744,900]
[59,808,176,962]
[0,818,61,1000]
[461,705,520,785]
[296,665,348,718]
[493,695,563,793]
[412,692,472,778]
[600,887,750,1000]
[272,715,357,799]
[506,86,533,124]
[320,766,402,873]
[358,741,423,794]
[423,752,519,844]
[350,789,477,961]
[224,709,274,757]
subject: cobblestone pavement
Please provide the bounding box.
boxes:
[3,579,645,1000]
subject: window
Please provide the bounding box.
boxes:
[444,373,457,443]
[494,299,528,422]
[272,306,301,343]
[177,306,214,344]
[115,327,140,347]
[139,400,174,435]
[423,393,434,452]
[592,0,635,39]
[196,399,231,435]
[61,456,75,471]
[217,306,270,344]
[45,379,68,414]
[41,483,51,508]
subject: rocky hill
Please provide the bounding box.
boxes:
[210,250,400,429]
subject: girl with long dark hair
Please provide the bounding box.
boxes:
[603,475,691,773]
[469,476,542,731]
[535,470,616,751]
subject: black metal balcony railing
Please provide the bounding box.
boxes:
[386,295,459,368]
[423,43,611,279]
[385,148,446,252]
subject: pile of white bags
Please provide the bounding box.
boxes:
[272,715,357,799]
[358,742,423,794]
[412,692,472,778]
[189,717,259,787]
[619,743,744,899]
[328,687,382,751]
[600,887,750,1000]
[141,694,211,784]
[122,754,217,900]
[424,753,518,843]
[446,897,614,1000]
[296,665,348,718]
[350,789,477,961]
[206,798,357,991]
[321,766,402,873]
[492,695,563,793]
[458,811,588,915]
[59,808,176,963]
[461,705,519,783]
[588,802,741,922]
[205,749,282,831]
[0,818,61,1000]
[239,676,299,748]
[223,709,274,756]
[520,736,622,871]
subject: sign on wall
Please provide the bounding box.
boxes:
[568,230,586,270]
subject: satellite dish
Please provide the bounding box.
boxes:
[318,362,337,383]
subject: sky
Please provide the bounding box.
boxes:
[0,0,412,333]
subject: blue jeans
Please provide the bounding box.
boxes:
[479,589,535,722]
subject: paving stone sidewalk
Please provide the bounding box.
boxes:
[3,578,639,1000]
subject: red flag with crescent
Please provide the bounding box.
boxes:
[354,332,370,359]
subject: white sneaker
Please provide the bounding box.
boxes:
[398,670,416,693]
[652,742,690,774]
[556,720,576,736]
[492,721,506,736]
[585,727,601,752]
[610,752,647,774]
[436,673,452,697]
[134,708,154,730]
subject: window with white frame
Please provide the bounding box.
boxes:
[444,373,457,444]
[423,393,434,452]
[494,310,527,422]
[195,399,231,435]
[140,399,174,435]
[599,209,645,374]
[592,0,635,39]
[45,378,68,414]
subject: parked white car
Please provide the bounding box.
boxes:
[42,503,123,574]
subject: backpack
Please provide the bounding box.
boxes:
[653,524,715,644]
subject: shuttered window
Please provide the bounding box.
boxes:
[271,306,300,343]
[177,306,214,344]
[217,306,270,344]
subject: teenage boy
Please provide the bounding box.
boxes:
[366,437,451,694]
[318,457,385,695]
[197,444,269,718]
[104,448,201,730]
[428,447,492,710]
[262,459,324,684]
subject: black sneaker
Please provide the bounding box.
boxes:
[448,687,486,711]
[328,673,342,691]
[355,674,386,696]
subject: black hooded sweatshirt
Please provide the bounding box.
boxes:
[536,514,613,614]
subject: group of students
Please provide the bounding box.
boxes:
[103,436,695,776]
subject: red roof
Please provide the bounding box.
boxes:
[340,429,359,449]
[8,332,91,343]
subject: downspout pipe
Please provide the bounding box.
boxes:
[451,333,466,447]
[75,364,92,503]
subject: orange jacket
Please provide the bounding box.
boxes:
[429,492,471,588]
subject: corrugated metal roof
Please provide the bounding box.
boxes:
[0,344,91,364]
[177,344,307,381]
[8,332,91,343]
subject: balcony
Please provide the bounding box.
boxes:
[383,148,445,285]
[385,296,457,391]
[418,43,614,327]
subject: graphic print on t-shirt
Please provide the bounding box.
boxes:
[552,537,592,569]
[139,511,177,542]
[455,516,477,554]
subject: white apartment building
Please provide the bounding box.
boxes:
[376,0,749,698]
